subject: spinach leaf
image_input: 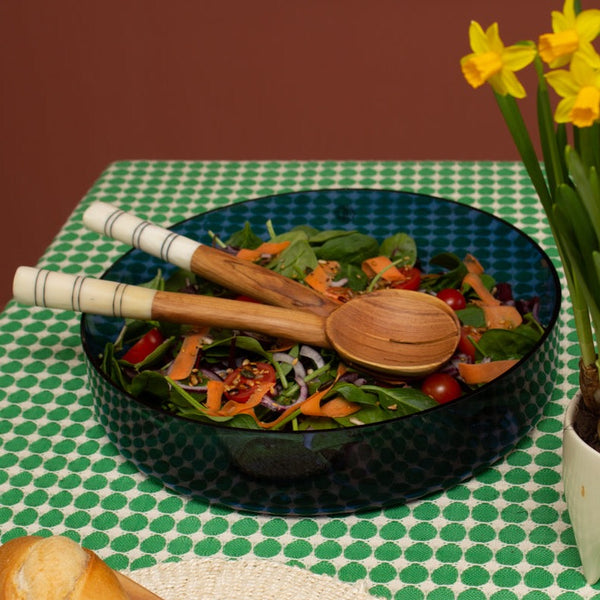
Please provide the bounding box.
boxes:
[422,252,468,291]
[475,328,540,360]
[315,232,379,264]
[362,385,438,413]
[269,239,319,279]
[379,233,417,266]
[336,263,369,291]
[308,229,355,244]
[129,371,171,402]
[456,305,486,327]
[226,222,263,249]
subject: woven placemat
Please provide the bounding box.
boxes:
[128,557,374,599]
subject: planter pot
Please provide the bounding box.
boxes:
[563,393,600,585]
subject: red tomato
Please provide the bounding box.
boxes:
[391,267,421,291]
[436,288,467,311]
[458,326,477,361]
[421,373,463,404]
[122,328,165,364]
[235,295,261,303]
[224,362,277,403]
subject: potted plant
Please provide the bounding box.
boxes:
[460,0,600,584]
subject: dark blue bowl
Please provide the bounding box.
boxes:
[81,189,561,515]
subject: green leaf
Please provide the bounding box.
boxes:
[336,263,369,291]
[269,239,319,280]
[456,305,486,327]
[308,229,355,244]
[566,147,600,247]
[476,327,541,361]
[129,371,171,401]
[315,232,379,264]
[361,385,438,413]
[422,252,467,292]
[379,233,417,266]
[226,222,263,249]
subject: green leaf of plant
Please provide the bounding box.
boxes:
[226,222,263,249]
[379,233,417,266]
[315,232,379,264]
[269,239,319,279]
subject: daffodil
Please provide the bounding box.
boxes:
[460,21,536,98]
[538,0,600,67]
[545,52,600,127]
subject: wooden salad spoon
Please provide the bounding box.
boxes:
[13,266,460,377]
[82,201,339,318]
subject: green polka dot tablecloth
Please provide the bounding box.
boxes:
[0,160,588,599]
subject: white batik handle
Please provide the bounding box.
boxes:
[83,201,200,271]
[12,267,155,320]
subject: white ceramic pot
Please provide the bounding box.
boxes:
[563,394,600,585]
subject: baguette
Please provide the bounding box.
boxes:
[0,535,130,599]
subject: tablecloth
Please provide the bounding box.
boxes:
[0,160,589,599]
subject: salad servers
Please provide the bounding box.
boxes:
[83,201,339,318]
[13,266,460,377]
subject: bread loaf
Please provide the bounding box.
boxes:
[0,535,130,599]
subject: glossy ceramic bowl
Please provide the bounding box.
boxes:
[81,189,561,515]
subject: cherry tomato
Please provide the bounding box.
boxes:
[224,361,277,403]
[458,326,477,361]
[436,288,467,311]
[122,328,165,364]
[391,267,421,291]
[421,373,463,404]
[235,295,261,303]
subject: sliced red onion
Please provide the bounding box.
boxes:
[177,383,209,393]
[273,352,307,380]
[299,345,325,369]
[329,278,348,287]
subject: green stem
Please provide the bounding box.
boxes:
[534,56,566,192]
[494,92,553,214]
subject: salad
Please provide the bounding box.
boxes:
[99,222,545,431]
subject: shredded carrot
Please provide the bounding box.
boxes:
[300,364,355,418]
[304,261,340,292]
[300,385,336,416]
[463,272,501,306]
[236,241,291,262]
[464,253,485,275]
[315,396,360,418]
[206,380,274,418]
[168,330,208,380]
[482,305,523,330]
[251,364,348,429]
[458,359,519,384]
[206,380,225,411]
[361,256,405,282]
[304,264,330,292]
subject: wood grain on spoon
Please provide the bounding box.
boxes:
[83,201,339,318]
[13,267,460,377]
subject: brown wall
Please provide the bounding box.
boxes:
[1,0,547,309]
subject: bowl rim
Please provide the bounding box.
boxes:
[80,187,563,435]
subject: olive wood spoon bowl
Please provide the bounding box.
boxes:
[83,201,338,318]
[13,267,460,377]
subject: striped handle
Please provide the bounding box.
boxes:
[82,201,339,318]
[83,202,200,270]
[13,267,156,320]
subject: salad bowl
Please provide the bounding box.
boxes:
[81,189,561,515]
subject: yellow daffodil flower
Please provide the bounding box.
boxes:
[538,0,600,68]
[460,21,536,98]
[545,52,600,127]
